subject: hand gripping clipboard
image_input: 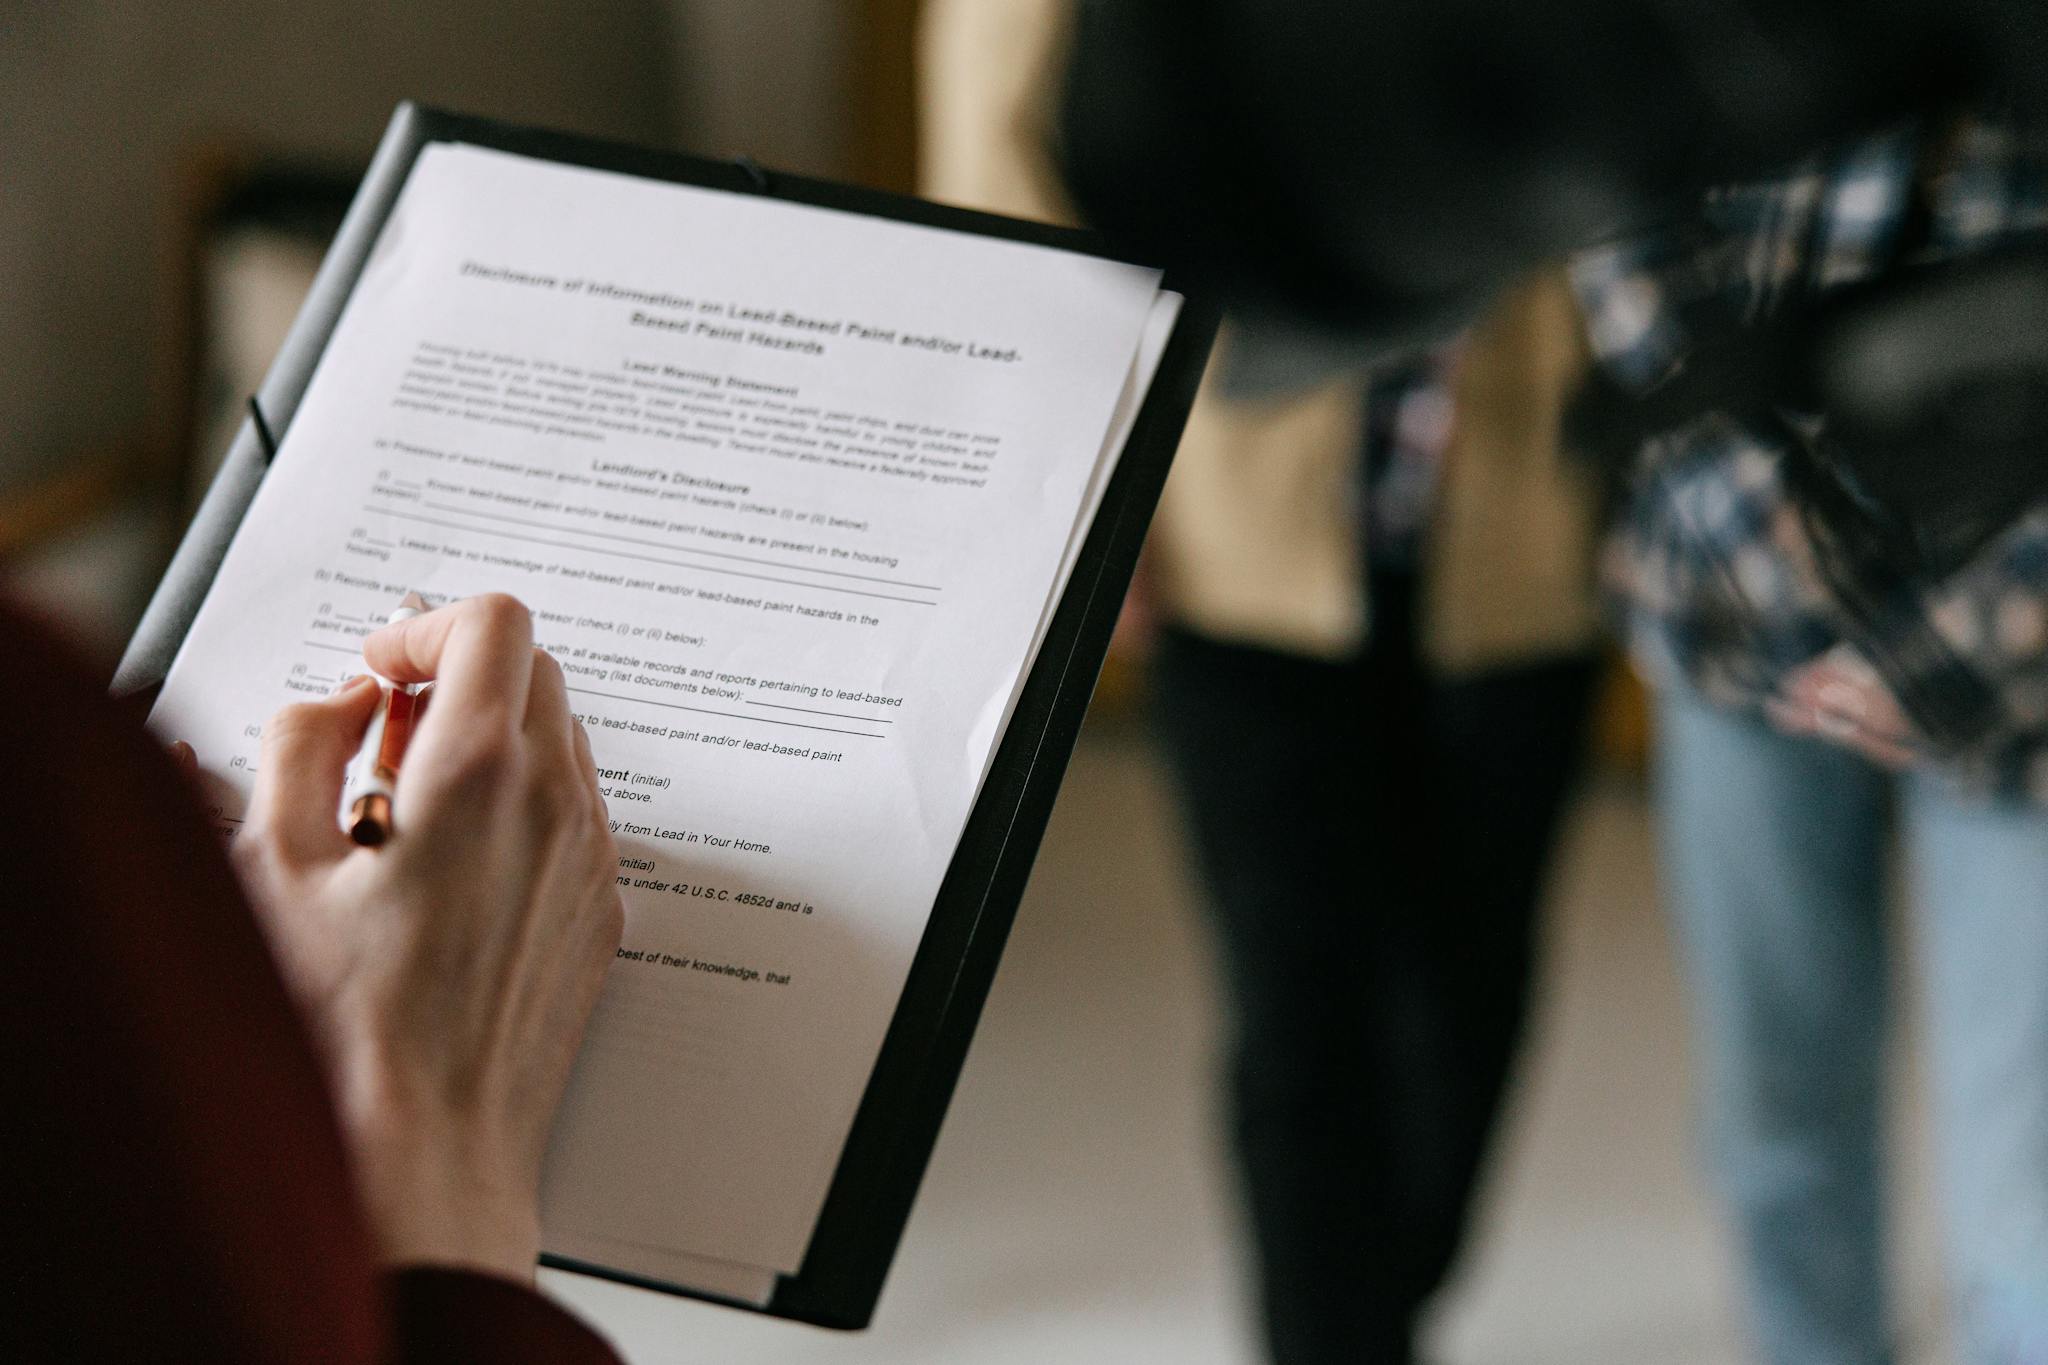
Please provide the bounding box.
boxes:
[115,103,1216,1329]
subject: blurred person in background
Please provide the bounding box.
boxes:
[1054,6,2048,1357]
[1144,292,1603,1365]
[1570,115,2048,1364]
[924,5,1606,1361]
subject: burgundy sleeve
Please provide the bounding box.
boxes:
[0,601,619,1365]
[387,1269,622,1364]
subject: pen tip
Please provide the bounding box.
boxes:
[400,590,428,612]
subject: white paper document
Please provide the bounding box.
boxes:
[149,143,1174,1288]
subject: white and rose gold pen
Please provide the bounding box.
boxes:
[343,591,429,846]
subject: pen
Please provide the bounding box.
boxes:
[344,591,429,846]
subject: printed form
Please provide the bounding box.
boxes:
[148,143,1173,1293]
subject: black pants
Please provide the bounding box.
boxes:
[1151,576,1596,1365]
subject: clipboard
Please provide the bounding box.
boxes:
[115,103,1216,1330]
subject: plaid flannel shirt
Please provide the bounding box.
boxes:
[1571,119,2048,800]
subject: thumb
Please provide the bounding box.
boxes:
[245,674,382,864]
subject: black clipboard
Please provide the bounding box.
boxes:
[115,103,1216,1330]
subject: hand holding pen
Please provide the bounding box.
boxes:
[221,592,623,1280]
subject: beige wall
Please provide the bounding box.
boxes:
[666,0,851,177]
[0,0,851,496]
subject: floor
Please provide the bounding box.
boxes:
[547,721,1956,1365]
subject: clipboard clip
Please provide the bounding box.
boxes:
[248,395,280,464]
[731,154,771,194]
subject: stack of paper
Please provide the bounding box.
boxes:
[149,142,1180,1302]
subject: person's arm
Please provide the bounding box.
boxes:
[0,596,622,1363]
[231,593,624,1282]
[385,1265,622,1364]
[1768,509,2048,766]
[1572,169,2048,764]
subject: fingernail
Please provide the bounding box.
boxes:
[168,740,197,773]
[1816,681,1866,718]
[1817,710,1860,741]
[330,673,374,697]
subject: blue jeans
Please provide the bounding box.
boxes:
[1657,690,2048,1365]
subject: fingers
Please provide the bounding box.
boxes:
[367,595,536,799]
[1775,648,1917,768]
[359,597,600,850]
[522,644,602,799]
[245,674,382,863]
[363,594,536,733]
[523,651,613,941]
[523,645,572,742]
[523,651,614,867]
[568,707,605,812]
